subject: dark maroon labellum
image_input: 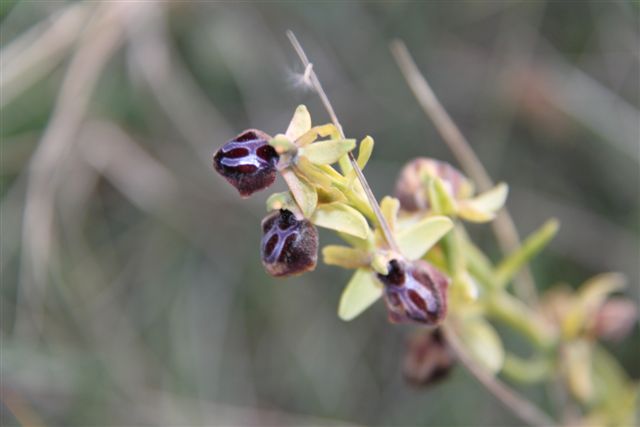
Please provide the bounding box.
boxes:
[261,209,318,277]
[403,328,455,386]
[377,259,449,325]
[213,129,279,197]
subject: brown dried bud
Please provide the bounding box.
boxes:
[403,328,455,386]
[261,209,318,277]
[592,297,638,342]
[394,157,473,212]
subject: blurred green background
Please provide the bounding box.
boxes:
[1,1,638,425]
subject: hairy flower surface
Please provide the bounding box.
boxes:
[261,209,318,277]
[213,129,279,196]
[378,259,449,325]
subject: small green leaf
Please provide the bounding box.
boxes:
[300,139,356,165]
[281,168,317,218]
[396,215,453,260]
[427,177,457,215]
[285,105,312,141]
[357,136,374,169]
[458,183,509,223]
[322,245,370,269]
[380,196,400,232]
[311,202,370,239]
[495,218,559,287]
[459,318,505,374]
[338,269,383,321]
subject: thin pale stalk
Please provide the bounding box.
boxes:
[442,322,555,427]
[287,30,400,254]
[390,40,538,304]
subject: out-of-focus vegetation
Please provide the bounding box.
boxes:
[1,1,638,425]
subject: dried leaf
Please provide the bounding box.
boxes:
[338,268,383,321]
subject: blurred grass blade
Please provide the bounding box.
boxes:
[495,219,559,288]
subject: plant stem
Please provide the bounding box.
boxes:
[390,40,539,304]
[287,30,400,254]
[442,321,556,427]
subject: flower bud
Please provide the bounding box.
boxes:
[395,157,472,212]
[403,328,455,386]
[592,297,638,342]
[377,259,449,325]
[261,209,318,277]
[213,129,279,197]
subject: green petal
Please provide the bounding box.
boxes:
[380,196,400,232]
[311,202,370,239]
[459,317,505,374]
[396,215,453,260]
[281,168,317,218]
[322,245,370,269]
[427,177,457,215]
[301,139,356,165]
[338,269,383,321]
[285,105,312,141]
[357,136,374,169]
[458,183,509,223]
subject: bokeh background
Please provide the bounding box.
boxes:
[1,1,638,425]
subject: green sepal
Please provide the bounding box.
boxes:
[427,176,457,215]
[396,215,453,260]
[300,139,356,165]
[494,219,559,288]
[281,168,318,218]
[322,245,370,269]
[458,183,508,223]
[338,268,383,321]
[458,317,505,374]
[311,202,370,239]
[285,105,312,141]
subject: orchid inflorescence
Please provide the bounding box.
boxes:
[213,103,638,426]
[212,105,504,325]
